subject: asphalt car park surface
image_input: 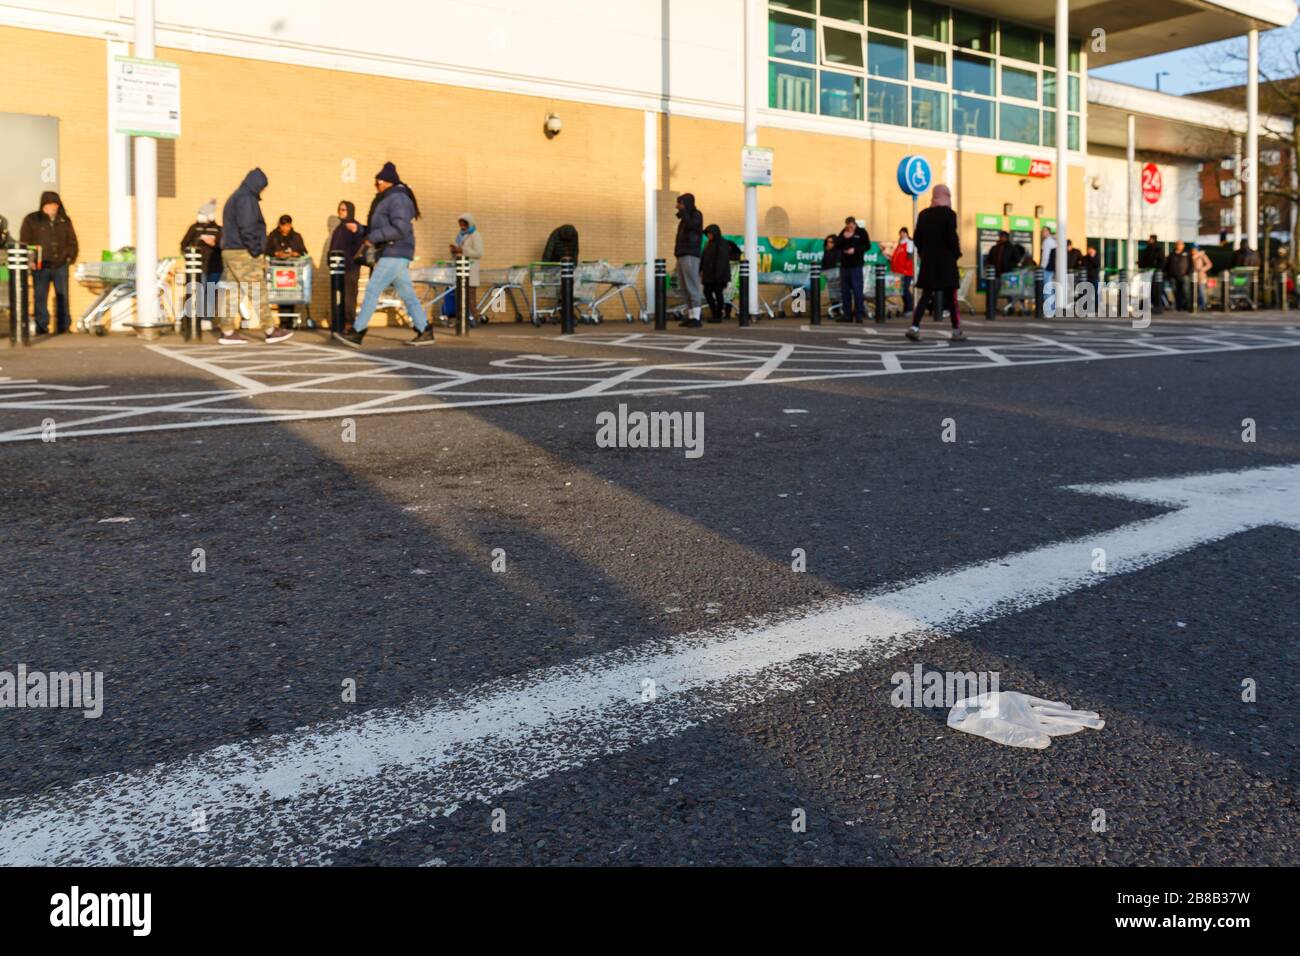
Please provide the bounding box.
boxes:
[0,314,1295,865]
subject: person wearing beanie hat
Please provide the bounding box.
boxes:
[335,162,433,348]
[19,190,79,334]
[180,199,224,329]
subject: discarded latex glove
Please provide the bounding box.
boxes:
[947,691,1104,749]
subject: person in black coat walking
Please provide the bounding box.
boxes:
[699,224,737,322]
[906,184,966,342]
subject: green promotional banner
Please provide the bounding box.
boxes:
[724,235,883,273]
[975,213,1005,230]
[1009,215,1034,232]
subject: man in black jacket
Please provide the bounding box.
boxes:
[266,215,307,259]
[219,168,291,344]
[674,193,704,327]
[906,185,966,342]
[180,199,222,330]
[834,216,870,323]
[19,191,79,334]
[1166,240,1192,311]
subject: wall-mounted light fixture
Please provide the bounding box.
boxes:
[1034,205,1045,218]
[544,113,563,139]
[1003,203,1013,216]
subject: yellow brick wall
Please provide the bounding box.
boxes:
[3,23,1086,320]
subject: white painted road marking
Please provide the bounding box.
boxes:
[1,464,1296,865]
[0,327,1297,443]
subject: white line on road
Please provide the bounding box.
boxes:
[1,464,1296,865]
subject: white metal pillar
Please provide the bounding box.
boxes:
[1126,113,1136,273]
[743,0,761,308]
[1247,28,1260,254]
[132,0,160,332]
[1233,136,1243,248]
[644,110,658,313]
[1054,0,1068,305]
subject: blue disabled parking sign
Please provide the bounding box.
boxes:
[897,155,932,196]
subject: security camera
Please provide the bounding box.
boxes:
[544,113,563,139]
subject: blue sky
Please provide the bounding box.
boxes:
[1091,16,1300,95]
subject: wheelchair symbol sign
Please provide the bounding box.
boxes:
[897,155,932,196]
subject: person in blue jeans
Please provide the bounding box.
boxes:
[333,162,435,349]
[19,191,79,334]
[833,216,870,323]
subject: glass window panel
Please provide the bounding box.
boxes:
[1044,35,1080,69]
[1001,23,1039,63]
[910,1,948,42]
[1000,102,1038,145]
[823,26,864,67]
[953,10,995,52]
[867,32,907,79]
[770,11,816,63]
[770,0,816,12]
[769,61,816,112]
[1002,65,1037,101]
[911,86,948,131]
[1042,69,1055,107]
[953,51,993,95]
[1043,110,1077,148]
[867,0,907,33]
[867,78,908,126]
[1068,74,1079,111]
[821,0,864,24]
[953,94,993,137]
[820,71,864,119]
[914,46,947,84]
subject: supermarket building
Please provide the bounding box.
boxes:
[0,0,1295,318]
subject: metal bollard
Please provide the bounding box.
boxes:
[329,252,346,333]
[182,246,204,341]
[7,245,30,346]
[1279,271,1289,313]
[1117,269,1129,319]
[738,259,751,327]
[455,255,471,336]
[559,257,575,335]
[874,266,886,323]
[1033,268,1045,318]
[653,258,667,331]
[984,264,997,321]
[1220,270,1230,312]
[1152,269,1164,315]
[809,262,821,325]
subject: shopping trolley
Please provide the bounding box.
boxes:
[475,265,529,322]
[587,261,648,322]
[757,270,811,318]
[75,257,178,335]
[1225,267,1258,310]
[995,267,1036,314]
[409,261,456,327]
[265,256,314,328]
[529,261,605,325]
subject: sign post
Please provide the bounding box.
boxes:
[119,0,180,339]
[897,155,932,289]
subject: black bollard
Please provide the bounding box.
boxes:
[8,245,30,346]
[874,266,886,323]
[456,255,471,336]
[1033,268,1045,318]
[1151,269,1164,315]
[809,262,821,325]
[738,259,751,327]
[182,246,203,341]
[654,258,667,331]
[559,257,575,335]
[329,252,346,334]
[984,264,997,321]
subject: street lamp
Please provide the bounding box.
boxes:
[1155,70,1170,92]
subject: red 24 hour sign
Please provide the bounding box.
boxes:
[1141,163,1163,204]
